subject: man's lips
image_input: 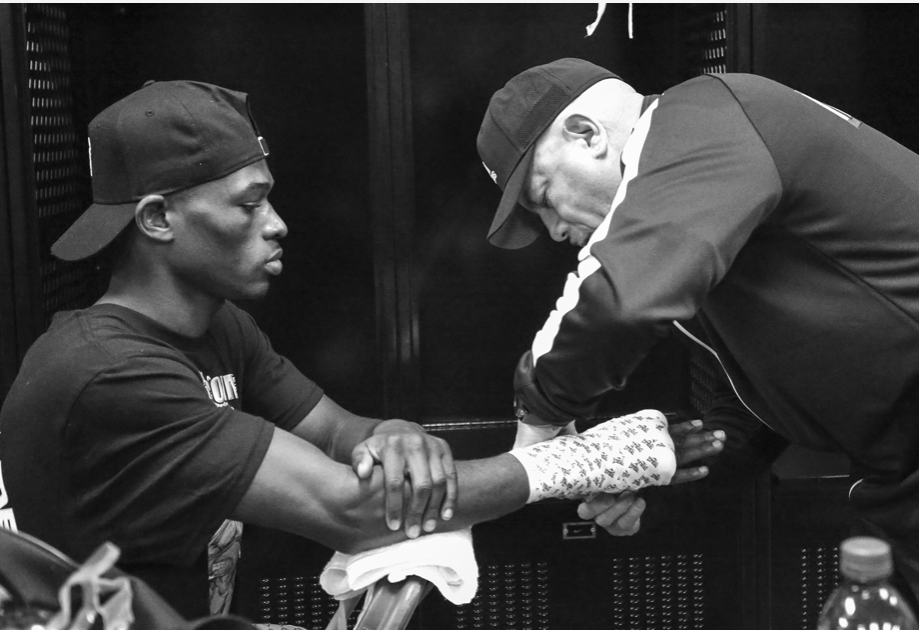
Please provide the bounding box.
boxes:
[265,249,283,274]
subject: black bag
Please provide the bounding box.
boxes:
[0,527,255,630]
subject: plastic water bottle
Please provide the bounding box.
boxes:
[817,536,919,630]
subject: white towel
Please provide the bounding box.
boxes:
[319,528,478,605]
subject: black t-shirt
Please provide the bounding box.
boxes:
[0,301,323,618]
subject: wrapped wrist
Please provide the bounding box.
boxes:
[508,410,676,503]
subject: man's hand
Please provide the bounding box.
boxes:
[576,419,724,536]
[577,491,645,536]
[351,419,457,539]
[668,419,724,484]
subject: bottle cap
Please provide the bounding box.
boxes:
[839,537,894,582]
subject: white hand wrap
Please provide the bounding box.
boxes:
[508,410,676,503]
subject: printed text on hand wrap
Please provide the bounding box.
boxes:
[508,410,676,503]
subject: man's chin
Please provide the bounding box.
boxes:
[232,282,272,303]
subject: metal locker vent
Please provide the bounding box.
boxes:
[606,554,705,630]
[678,5,729,79]
[454,561,550,630]
[688,345,721,417]
[256,574,361,630]
[24,3,100,325]
[451,555,705,630]
[797,546,840,630]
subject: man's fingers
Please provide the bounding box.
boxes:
[680,429,726,448]
[668,419,704,437]
[675,430,725,465]
[418,458,445,536]
[607,498,644,535]
[577,491,633,520]
[351,446,375,479]
[400,440,433,538]
[576,491,645,536]
[440,450,458,522]
[671,465,710,485]
[382,448,407,531]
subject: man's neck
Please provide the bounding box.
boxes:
[97,275,223,338]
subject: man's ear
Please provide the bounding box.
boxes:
[560,114,607,157]
[134,195,173,243]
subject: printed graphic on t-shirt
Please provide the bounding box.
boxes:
[199,371,239,407]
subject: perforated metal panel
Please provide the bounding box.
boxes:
[605,554,706,630]
[796,546,840,630]
[255,574,359,630]
[679,5,729,78]
[251,554,708,630]
[454,562,550,630]
[688,345,721,417]
[444,554,707,629]
[24,4,100,326]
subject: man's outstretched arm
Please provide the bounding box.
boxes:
[232,411,724,554]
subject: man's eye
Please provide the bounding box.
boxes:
[241,203,260,213]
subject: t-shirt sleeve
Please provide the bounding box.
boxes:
[218,303,324,431]
[522,76,784,422]
[64,353,274,567]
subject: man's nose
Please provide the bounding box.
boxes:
[264,205,288,239]
[549,222,569,243]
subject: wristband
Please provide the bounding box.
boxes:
[508,410,675,503]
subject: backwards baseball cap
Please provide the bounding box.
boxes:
[51,80,270,261]
[476,58,619,249]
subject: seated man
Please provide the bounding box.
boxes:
[0,80,723,619]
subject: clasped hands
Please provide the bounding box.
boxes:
[351,419,457,539]
[349,416,723,539]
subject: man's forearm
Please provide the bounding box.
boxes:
[346,454,529,553]
[291,396,383,463]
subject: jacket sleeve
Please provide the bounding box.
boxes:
[517,75,783,425]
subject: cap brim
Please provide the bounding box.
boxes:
[51,201,137,261]
[486,146,544,250]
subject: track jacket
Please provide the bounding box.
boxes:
[516,73,919,519]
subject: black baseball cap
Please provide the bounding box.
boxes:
[51,80,270,261]
[476,58,619,249]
